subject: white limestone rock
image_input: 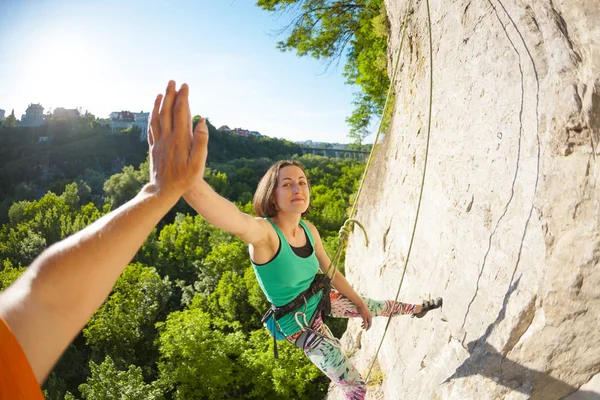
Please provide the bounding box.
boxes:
[329,0,600,398]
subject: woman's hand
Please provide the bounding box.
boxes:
[358,301,373,331]
[148,80,208,200]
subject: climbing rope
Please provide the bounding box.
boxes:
[317,0,435,385]
[338,219,369,248]
[324,5,412,280]
[364,0,435,382]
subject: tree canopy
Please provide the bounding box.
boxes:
[256,0,391,142]
[0,151,364,399]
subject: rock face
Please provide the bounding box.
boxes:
[329,0,599,399]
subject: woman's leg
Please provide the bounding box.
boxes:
[289,313,367,400]
[329,290,419,318]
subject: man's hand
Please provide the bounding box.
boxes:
[0,81,210,384]
[148,80,208,200]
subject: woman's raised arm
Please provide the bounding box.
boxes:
[183,120,270,246]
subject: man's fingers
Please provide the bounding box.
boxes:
[173,83,191,146]
[149,94,162,144]
[159,80,177,137]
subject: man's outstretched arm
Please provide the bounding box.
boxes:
[0,80,208,383]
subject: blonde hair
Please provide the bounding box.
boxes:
[253,160,310,218]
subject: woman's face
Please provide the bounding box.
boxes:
[273,165,310,215]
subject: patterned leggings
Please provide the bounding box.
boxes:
[286,290,418,400]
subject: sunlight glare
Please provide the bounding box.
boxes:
[21,33,109,110]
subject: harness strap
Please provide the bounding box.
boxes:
[260,273,331,324]
[261,273,332,358]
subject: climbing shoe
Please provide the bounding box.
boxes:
[412,297,443,318]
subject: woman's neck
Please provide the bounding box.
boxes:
[272,213,302,238]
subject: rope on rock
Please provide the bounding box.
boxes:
[317,0,435,386]
[338,219,369,248]
[324,3,412,281]
[364,0,435,382]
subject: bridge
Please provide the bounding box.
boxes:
[300,147,370,160]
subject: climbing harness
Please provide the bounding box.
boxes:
[293,315,342,354]
[261,273,332,358]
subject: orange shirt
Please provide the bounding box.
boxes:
[0,317,44,399]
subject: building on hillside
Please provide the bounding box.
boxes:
[18,103,45,127]
[110,110,149,139]
[109,111,135,133]
[0,109,5,121]
[233,128,250,137]
[218,127,264,138]
[52,107,80,119]
[132,112,149,141]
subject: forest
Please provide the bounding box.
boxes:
[0,112,367,399]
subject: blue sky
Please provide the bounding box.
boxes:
[0,0,364,143]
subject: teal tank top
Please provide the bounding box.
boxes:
[251,218,323,336]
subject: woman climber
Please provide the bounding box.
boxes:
[184,119,442,399]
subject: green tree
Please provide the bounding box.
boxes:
[256,0,390,141]
[82,168,106,195]
[244,266,270,316]
[43,337,93,400]
[194,269,259,331]
[0,259,25,289]
[204,168,231,198]
[81,111,100,130]
[2,109,18,129]
[309,184,347,233]
[16,191,70,246]
[8,200,31,225]
[83,263,172,377]
[79,356,163,400]
[344,1,391,141]
[193,238,250,296]
[17,229,47,266]
[60,201,102,238]
[156,309,246,399]
[60,182,81,209]
[154,214,214,285]
[238,329,327,399]
[103,162,148,210]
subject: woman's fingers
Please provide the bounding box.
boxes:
[360,308,373,330]
[190,118,209,175]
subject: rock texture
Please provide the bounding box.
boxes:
[330,0,600,398]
